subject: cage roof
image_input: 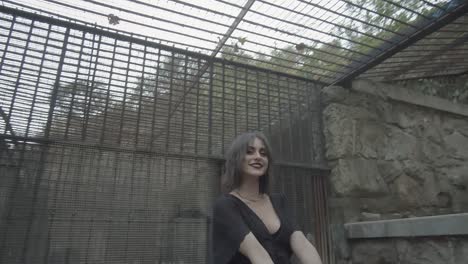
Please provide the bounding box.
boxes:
[2,0,468,85]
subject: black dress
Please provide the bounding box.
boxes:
[212,193,299,264]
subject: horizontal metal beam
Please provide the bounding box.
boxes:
[0,134,331,172]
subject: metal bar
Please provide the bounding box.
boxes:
[286,78,294,159]
[297,0,403,35]
[4,19,35,135]
[245,68,249,130]
[257,0,395,44]
[81,0,225,39]
[266,71,272,136]
[135,41,148,148]
[2,0,215,54]
[84,147,101,264]
[82,33,102,141]
[21,26,71,263]
[44,0,218,46]
[362,64,468,77]
[0,5,327,85]
[247,0,385,50]
[306,83,316,161]
[340,0,417,28]
[124,152,137,263]
[274,73,284,157]
[130,0,363,66]
[180,53,189,153]
[381,0,432,20]
[0,134,330,171]
[210,0,255,59]
[221,61,226,154]
[234,65,238,135]
[208,62,214,155]
[64,31,87,140]
[195,58,201,154]
[333,1,468,86]
[99,38,118,145]
[383,32,468,80]
[118,41,133,146]
[165,52,175,152]
[389,70,468,81]
[103,150,121,262]
[44,144,68,264]
[421,0,448,11]
[149,48,162,150]
[64,146,83,264]
[256,71,261,130]
[0,14,15,77]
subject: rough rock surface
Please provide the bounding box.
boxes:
[322,84,468,263]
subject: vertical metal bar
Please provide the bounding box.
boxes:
[305,82,316,161]
[221,61,226,154]
[0,15,16,79]
[179,53,189,153]
[165,52,175,152]
[64,147,85,264]
[124,153,137,263]
[285,77,294,159]
[25,23,52,138]
[195,58,201,154]
[274,73,284,158]
[312,176,322,260]
[255,71,260,130]
[208,61,214,155]
[104,151,121,263]
[22,27,70,263]
[99,38,118,145]
[295,80,306,161]
[84,216,95,264]
[149,48,161,150]
[0,18,37,262]
[234,65,238,135]
[135,41,148,149]
[245,68,249,130]
[82,33,102,141]
[317,83,326,165]
[44,144,67,263]
[5,20,35,134]
[144,154,152,260]
[118,41,133,146]
[64,31,87,140]
[84,148,101,264]
[266,72,272,136]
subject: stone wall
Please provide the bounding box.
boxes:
[322,80,468,264]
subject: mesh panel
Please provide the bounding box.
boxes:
[0,11,330,264]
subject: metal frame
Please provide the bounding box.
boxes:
[2,0,467,84]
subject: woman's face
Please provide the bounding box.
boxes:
[241,137,269,179]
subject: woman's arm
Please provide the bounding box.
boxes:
[239,232,274,264]
[290,231,323,264]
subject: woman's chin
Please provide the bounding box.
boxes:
[245,171,266,179]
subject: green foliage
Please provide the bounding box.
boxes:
[54,80,107,117]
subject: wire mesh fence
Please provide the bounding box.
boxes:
[2,0,465,85]
[0,9,330,264]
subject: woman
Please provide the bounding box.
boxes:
[212,131,322,264]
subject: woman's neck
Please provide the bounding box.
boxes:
[237,177,261,197]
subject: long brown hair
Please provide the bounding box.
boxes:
[222,131,273,194]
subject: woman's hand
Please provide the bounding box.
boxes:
[290,231,323,264]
